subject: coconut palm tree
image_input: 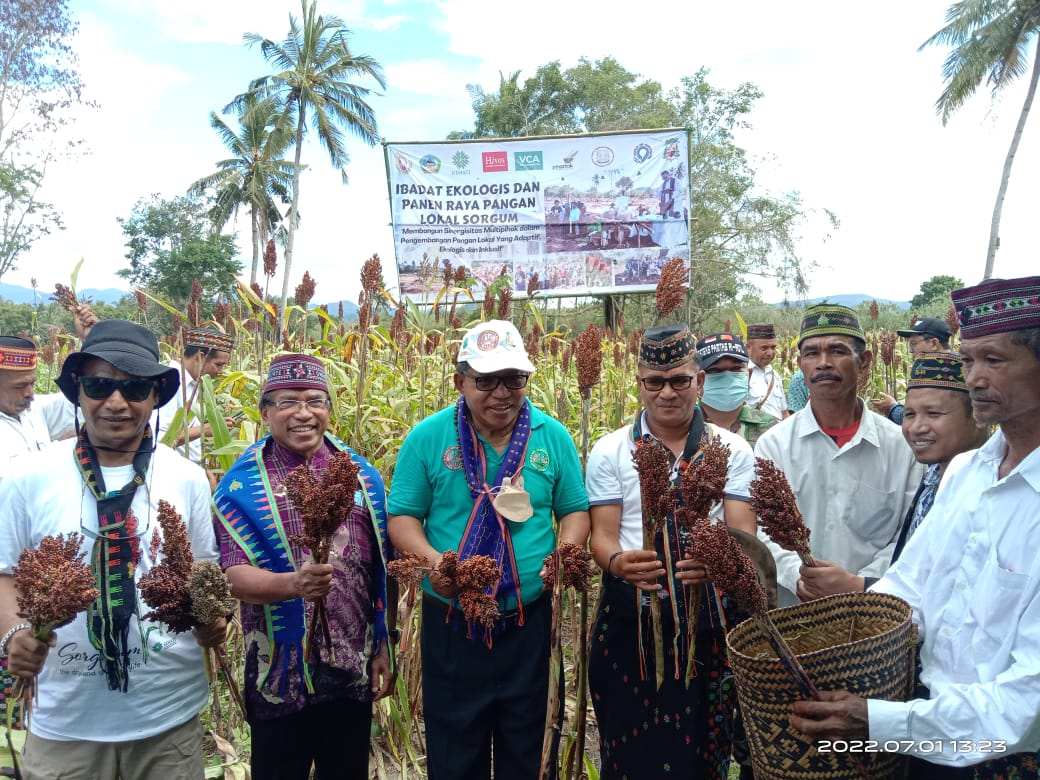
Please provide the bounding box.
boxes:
[921,0,1040,280]
[190,93,295,286]
[234,0,385,321]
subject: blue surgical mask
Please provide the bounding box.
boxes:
[701,369,749,411]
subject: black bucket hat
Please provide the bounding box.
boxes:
[56,320,180,408]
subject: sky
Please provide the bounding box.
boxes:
[13,0,1040,308]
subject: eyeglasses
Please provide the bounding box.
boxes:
[78,376,157,402]
[266,398,331,412]
[638,375,697,392]
[461,371,530,391]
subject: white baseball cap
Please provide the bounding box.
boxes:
[457,320,536,374]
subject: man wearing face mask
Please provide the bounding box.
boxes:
[696,333,778,449]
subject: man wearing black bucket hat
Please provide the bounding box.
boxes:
[791,276,1040,777]
[0,320,226,779]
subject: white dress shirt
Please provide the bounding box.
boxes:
[0,392,74,465]
[755,402,922,596]
[747,363,787,420]
[869,431,1040,765]
[156,359,203,463]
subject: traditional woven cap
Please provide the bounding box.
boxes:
[896,316,951,341]
[696,332,749,370]
[457,320,536,374]
[746,323,776,340]
[951,275,1040,339]
[56,320,180,407]
[0,336,37,371]
[798,304,865,348]
[907,351,967,393]
[263,354,329,395]
[639,324,697,370]
[185,327,234,354]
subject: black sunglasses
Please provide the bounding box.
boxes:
[638,375,697,392]
[78,376,157,402]
[460,371,530,391]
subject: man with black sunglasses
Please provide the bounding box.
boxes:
[584,323,758,779]
[0,319,226,779]
[388,319,589,780]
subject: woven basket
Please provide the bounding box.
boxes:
[727,592,917,780]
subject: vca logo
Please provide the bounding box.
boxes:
[514,151,543,171]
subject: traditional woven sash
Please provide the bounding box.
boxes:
[455,397,532,639]
[631,408,727,680]
[75,427,152,692]
[213,434,388,695]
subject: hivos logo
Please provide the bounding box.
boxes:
[482,151,508,172]
[514,151,543,171]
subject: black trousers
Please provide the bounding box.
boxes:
[249,696,372,780]
[421,594,553,780]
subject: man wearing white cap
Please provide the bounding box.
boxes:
[388,320,590,780]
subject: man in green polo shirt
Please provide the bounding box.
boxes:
[388,319,590,780]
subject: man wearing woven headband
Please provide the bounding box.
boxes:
[585,324,760,779]
[891,352,988,563]
[157,327,235,464]
[792,276,1040,777]
[0,319,226,778]
[388,320,589,780]
[745,322,789,420]
[213,353,395,780]
[756,303,921,604]
[0,305,98,464]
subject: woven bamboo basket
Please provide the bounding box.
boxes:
[726,592,917,780]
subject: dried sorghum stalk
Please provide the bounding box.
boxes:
[575,323,603,399]
[679,436,730,524]
[482,287,495,319]
[189,560,235,627]
[526,272,539,297]
[654,257,688,320]
[633,436,671,537]
[869,300,879,322]
[295,271,316,309]
[283,452,361,663]
[135,290,148,312]
[361,254,382,294]
[263,239,277,278]
[138,500,195,633]
[454,555,501,630]
[945,304,960,337]
[691,519,820,700]
[284,453,360,557]
[387,552,432,589]
[541,543,593,592]
[14,533,98,636]
[51,284,78,312]
[496,285,512,320]
[749,458,815,566]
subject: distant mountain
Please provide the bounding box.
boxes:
[773,293,910,308]
[0,280,362,318]
[0,282,129,305]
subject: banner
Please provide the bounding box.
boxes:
[384,129,691,298]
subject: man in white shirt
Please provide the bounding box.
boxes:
[0,306,97,463]
[790,275,1040,777]
[745,323,788,420]
[157,327,234,464]
[755,304,921,604]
